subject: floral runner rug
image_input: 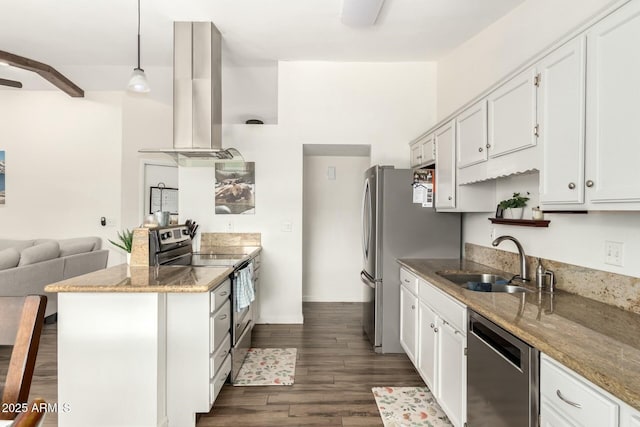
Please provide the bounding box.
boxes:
[233,348,297,386]
[372,386,453,427]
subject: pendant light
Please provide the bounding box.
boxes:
[127,0,150,93]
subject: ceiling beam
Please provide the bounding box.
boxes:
[0,78,22,89]
[0,50,84,97]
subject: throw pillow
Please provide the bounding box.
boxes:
[59,238,98,257]
[18,241,61,266]
[0,247,21,270]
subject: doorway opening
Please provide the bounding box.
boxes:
[302,144,371,303]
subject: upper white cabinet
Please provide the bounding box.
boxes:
[538,36,587,207]
[435,120,456,209]
[456,100,488,169]
[585,0,640,207]
[487,67,538,158]
[410,132,436,168]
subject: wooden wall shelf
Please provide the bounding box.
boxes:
[488,218,550,227]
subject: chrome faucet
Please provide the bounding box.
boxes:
[492,235,530,282]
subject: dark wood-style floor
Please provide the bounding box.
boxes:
[1,302,424,426]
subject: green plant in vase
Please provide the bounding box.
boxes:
[498,192,530,219]
[109,229,133,263]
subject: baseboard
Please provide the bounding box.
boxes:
[302,296,366,303]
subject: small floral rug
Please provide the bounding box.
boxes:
[372,386,453,427]
[233,347,297,386]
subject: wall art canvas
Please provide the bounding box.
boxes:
[0,151,5,205]
[215,162,255,215]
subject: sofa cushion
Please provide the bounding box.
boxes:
[18,241,60,266]
[0,248,21,270]
[0,239,35,252]
[59,237,100,257]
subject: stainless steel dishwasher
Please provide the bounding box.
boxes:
[467,310,539,427]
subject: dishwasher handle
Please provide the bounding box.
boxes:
[469,311,530,372]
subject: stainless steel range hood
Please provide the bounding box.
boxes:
[139,22,243,163]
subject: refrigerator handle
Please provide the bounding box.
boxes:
[360,271,376,289]
[361,179,371,261]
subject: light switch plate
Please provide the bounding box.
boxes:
[604,241,623,266]
[282,222,293,232]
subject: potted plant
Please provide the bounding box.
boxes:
[109,229,133,263]
[498,192,530,219]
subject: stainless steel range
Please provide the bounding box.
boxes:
[148,225,258,384]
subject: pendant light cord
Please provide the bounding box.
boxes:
[136,0,142,70]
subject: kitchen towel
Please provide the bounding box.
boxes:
[235,262,255,311]
[372,386,452,427]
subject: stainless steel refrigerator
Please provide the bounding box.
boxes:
[360,165,461,353]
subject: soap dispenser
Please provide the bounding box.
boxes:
[535,258,545,290]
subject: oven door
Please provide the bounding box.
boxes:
[156,245,192,266]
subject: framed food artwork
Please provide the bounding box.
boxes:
[214,162,255,215]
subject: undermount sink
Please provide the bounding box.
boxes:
[436,272,532,293]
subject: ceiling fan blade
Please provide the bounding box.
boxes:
[0,77,22,88]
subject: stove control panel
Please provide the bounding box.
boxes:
[153,226,190,245]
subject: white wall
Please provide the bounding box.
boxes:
[437,0,619,118]
[0,92,124,264]
[302,155,370,302]
[179,61,438,323]
[437,0,640,278]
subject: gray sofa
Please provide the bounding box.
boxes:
[0,237,109,318]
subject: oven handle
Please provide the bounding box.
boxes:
[233,259,252,277]
[158,252,192,265]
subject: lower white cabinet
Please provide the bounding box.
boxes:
[400,283,418,364]
[400,268,467,427]
[418,301,437,391]
[437,320,466,427]
[541,354,618,427]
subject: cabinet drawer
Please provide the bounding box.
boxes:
[541,355,618,427]
[210,354,231,406]
[210,279,231,313]
[253,255,261,270]
[210,333,231,379]
[419,279,466,334]
[210,300,231,353]
[400,268,419,295]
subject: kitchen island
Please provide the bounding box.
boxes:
[45,264,233,427]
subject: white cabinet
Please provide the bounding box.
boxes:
[488,67,538,159]
[418,301,437,391]
[538,36,587,207]
[415,274,467,427]
[584,0,640,208]
[437,320,466,427]
[400,283,418,364]
[167,279,232,426]
[410,133,435,167]
[456,100,488,169]
[435,120,456,209]
[540,354,619,427]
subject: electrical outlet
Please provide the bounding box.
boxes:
[282,221,293,232]
[490,227,496,241]
[604,241,624,266]
[226,221,234,232]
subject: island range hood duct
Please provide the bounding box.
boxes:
[139,22,243,162]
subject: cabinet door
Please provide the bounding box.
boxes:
[435,120,456,209]
[541,400,579,427]
[400,285,418,363]
[539,37,586,206]
[410,141,423,167]
[585,1,640,205]
[456,100,488,168]
[418,301,437,392]
[437,321,466,427]
[488,67,538,158]
[421,133,436,165]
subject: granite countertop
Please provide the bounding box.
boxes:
[44,264,233,293]
[398,258,640,411]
